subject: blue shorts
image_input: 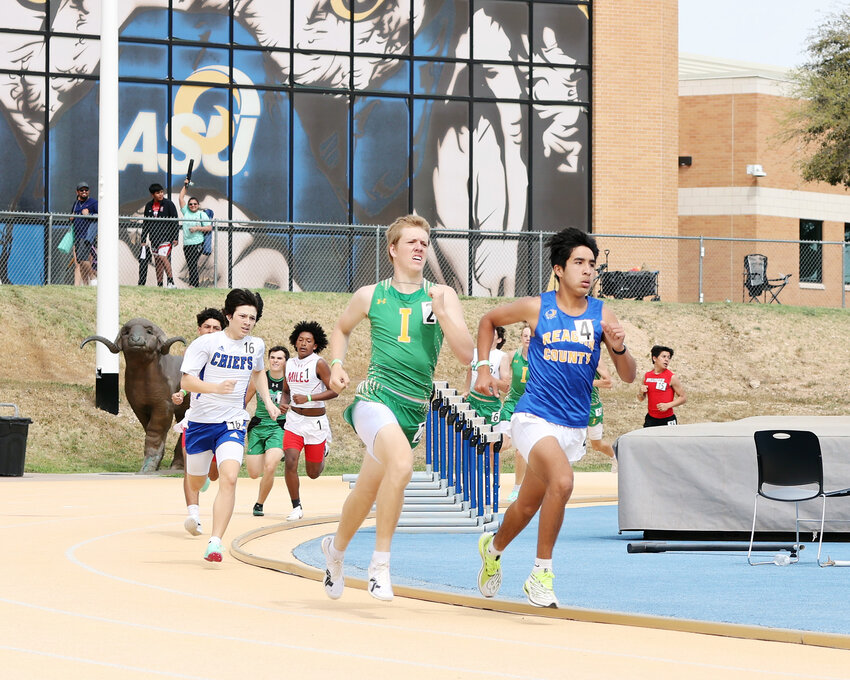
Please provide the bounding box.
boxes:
[185,421,246,455]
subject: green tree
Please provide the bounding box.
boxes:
[784,10,850,187]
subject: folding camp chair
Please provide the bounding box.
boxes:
[743,253,790,303]
[748,430,850,566]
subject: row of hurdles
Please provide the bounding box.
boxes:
[342,381,503,533]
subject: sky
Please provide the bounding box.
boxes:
[679,0,847,68]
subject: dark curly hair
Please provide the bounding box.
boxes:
[289,320,328,353]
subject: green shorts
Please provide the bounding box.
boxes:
[344,379,428,449]
[588,401,603,428]
[498,397,519,424]
[246,420,285,455]
[467,391,503,426]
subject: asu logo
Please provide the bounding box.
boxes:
[119,66,260,178]
[329,0,386,21]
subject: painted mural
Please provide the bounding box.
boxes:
[1,0,590,294]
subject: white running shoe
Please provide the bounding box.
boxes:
[523,569,559,608]
[367,561,394,602]
[322,536,344,599]
[286,505,304,521]
[184,516,202,536]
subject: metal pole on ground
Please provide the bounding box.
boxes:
[95,0,120,414]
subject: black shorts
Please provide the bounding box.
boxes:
[644,413,677,428]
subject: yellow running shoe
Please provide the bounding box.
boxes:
[477,532,502,598]
[523,569,558,608]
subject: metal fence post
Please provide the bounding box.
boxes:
[375,224,380,284]
[843,241,846,309]
[538,231,544,292]
[47,214,53,285]
[699,235,704,304]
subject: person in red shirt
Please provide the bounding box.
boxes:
[638,345,686,427]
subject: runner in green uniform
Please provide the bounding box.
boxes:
[244,345,288,517]
[463,326,510,426]
[587,363,616,464]
[496,324,531,502]
[321,214,473,603]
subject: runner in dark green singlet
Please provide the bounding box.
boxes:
[321,214,474,603]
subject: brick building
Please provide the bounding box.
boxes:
[679,53,850,306]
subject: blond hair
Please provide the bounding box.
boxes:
[386,214,430,264]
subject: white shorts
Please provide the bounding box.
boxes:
[185,441,244,476]
[510,412,587,464]
[587,423,603,441]
[495,419,512,435]
[351,400,399,461]
[284,409,332,445]
[156,242,172,257]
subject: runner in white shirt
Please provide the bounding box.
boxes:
[180,289,280,563]
[281,321,338,521]
[170,307,227,536]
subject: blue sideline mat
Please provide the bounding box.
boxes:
[294,505,850,635]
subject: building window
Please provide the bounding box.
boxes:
[800,219,822,284]
[844,224,850,286]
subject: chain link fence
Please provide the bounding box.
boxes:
[0,211,846,307]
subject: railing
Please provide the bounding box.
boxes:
[0,211,846,307]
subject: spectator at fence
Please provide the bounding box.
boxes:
[474,227,636,608]
[71,181,98,286]
[322,214,474,602]
[178,179,211,288]
[639,345,686,427]
[140,183,179,288]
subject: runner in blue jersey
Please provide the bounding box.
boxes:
[180,289,280,563]
[473,227,636,608]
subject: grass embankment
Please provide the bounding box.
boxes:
[2,285,848,474]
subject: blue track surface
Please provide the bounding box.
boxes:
[294,504,850,635]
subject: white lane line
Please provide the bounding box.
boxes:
[56,523,848,680]
[0,644,210,679]
[0,598,542,680]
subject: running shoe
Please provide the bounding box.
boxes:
[252,502,264,517]
[507,486,520,503]
[184,515,202,536]
[368,561,394,602]
[203,541,223,563]
[477,531,502,598]
[322,536,344,599]
[286,505,304,521]
[523,569,559,608]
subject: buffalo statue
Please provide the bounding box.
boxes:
[81,318,188,473]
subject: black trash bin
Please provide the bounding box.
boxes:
[0,403,32,477]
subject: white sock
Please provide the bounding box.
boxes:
[187,504,200,519]
[370,551,391,568]
[329,538,345,562]
[487,541,503,558]
[209,536,222,546]
[533,558,553,572]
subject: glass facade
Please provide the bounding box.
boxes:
[1,0,591,294]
